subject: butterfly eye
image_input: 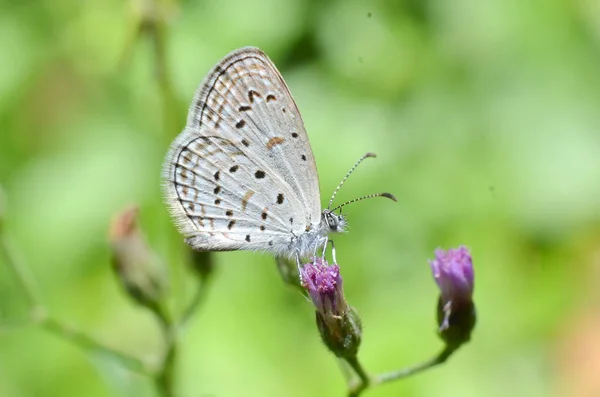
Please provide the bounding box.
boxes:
[325,212,339,231]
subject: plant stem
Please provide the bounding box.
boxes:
[344,346,457,396]
[337,358,354,383]
[373,345,456,384]
[41,316,154,375]
[117,3,143,71]
[1,234,43,308]
[154,273,212,396]
[149,9,180,141]
[155,325,178,397]
[178,281,209,331]
[144,3,184,395]
[345,356,371,397]
[1,230,153,376]
[154,302,179,397]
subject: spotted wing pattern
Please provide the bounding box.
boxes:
[162,47,321,253]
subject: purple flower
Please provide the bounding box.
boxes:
[429,246,474,305]
[300,258,361,358]
[301,258,347,317]
[429,246,476,347]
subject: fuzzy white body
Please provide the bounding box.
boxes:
[183,211,345,259]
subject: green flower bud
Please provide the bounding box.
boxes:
[301,258,362,358]
[189,250,214,282]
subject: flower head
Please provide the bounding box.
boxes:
[429,246,476,347]
[300,258,361,358]
[301,258,347,316]
[429,246,474,305]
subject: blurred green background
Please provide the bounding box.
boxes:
[2,0,600,396]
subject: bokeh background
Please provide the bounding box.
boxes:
[2,0,600,396]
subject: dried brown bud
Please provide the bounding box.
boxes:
[109,206,168,312]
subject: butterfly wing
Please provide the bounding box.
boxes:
[162,47,321,253]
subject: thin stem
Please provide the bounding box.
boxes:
[0,318,37,333]
[345,356,371,397]
[337,358,354,384]
[178,281,209,331]
[0,234,43,308]
[1,214,155,377]
[155,270,213,396]
[144,3,183,396]
[155,326,178,397]
[374,345,456,384]
[149,13,180,141]
[117,4,143,71]
[153,301,179,397]
[41,316,154,376]
[146,0,189,321]
[149,277,179,395]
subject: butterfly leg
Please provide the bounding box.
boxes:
[317,237,337,264]
[318,236,329,259]
[329,239,337,264]
[295,250,304,284]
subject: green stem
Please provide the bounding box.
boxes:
[154,277,212,396]
[41,316,153,376]
[178,281,209,331]
[154,305,178,397]
[0,234,43,308]
[155,327,178,397]
[344,346,457,396]
[144,3,183,396]
[337,358,354,383]
[117,5,143,71]
[345,356,371,397]
[1,218,154,377]
[149,14,179,141]
[374,345,456,384]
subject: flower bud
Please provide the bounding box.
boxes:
[429,246,476,348]
[109,206,168,313]
[189,250,214,282]
[275,257,302,290]
[301,258,362,358]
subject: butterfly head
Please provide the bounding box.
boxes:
[322,209,346,233]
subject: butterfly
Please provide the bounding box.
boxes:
[162,47,395,261]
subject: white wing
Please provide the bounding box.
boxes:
[162,47,321,253]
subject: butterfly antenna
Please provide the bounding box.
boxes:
[331,192,397,212]
[328,152,377,209]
